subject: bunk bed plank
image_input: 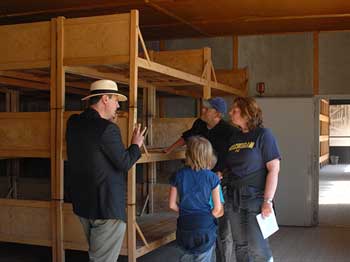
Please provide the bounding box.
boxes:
[0,21,51,70]
[0,199,52,247]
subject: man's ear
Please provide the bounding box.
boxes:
[101,94,109,104]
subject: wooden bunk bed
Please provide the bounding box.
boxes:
[0,10,248,262]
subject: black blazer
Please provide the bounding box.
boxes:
[66,108,141,221]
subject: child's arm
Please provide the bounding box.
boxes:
[169,186,179,212]
[211,185,224,218]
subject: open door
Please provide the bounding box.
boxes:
[319,99,330,165]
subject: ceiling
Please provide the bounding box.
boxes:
[2,0,350,39]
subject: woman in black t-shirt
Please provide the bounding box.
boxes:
[225,96,281,262]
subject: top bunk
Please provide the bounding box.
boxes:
[0,10,248,99]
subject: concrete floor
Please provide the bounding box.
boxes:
[1,164,350,261]
[2,226,350,262]
[319,164,350,226]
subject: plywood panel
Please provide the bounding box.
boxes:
[64,14,130,65]
[216,69,248,95]
[0,21,51,69]
[0,199,51,246]
[151,49,204,76]
[152,118,195,148]
[0,112,50,157]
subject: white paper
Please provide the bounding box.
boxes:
[256,210,279,239]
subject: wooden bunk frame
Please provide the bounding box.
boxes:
[0,10,248,262]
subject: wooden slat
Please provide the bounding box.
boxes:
[319,153,329,163]
[320,135,329,142]
[0,199,52,247]
[0,112,50,158]
[138,149,185,163]
[65,65,154,88]
[151,49,205,76]
[0,21,51,70]
[320,114,329,123]
[138,57,208,86]
[64,13,130,64]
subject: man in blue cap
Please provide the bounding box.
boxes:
[165,97,237,262]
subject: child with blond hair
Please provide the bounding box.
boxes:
[169,136,224,262]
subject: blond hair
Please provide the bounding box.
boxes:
[185,136,217,171]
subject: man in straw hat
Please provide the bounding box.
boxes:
[66,79,146,262]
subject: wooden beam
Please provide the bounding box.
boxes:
[156,86,202,98]
[54,16,65,262]
[144,0,210,37]
[138,150,185,163]
[0,76,49,91]
[203,47,211,99]
[319,135,329,142]
[50,18,59,262]
[319,153,329,163]
[320,114,329,123]
[0,70,90,91]
[233,35,238,70]
[313,31,319,95]
[211,81,246,97]
[65,66,154,88]
[138,57,207,86]
[127,9,139,262]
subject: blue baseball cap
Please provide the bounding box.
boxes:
[203,97,227,114]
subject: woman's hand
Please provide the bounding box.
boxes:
[261,201,273,218]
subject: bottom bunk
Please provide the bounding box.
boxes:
[63,203,177,258]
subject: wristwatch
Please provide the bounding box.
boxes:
[263,198,273,204]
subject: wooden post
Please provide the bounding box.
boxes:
[233,35,238,70]
[147,87,156,214]
[5,89,20,199]
[313,31,319,95]
[52,16,65,262]
[203,47,211,99]
[127,10,139,262]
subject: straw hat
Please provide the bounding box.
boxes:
[81,79,127,101]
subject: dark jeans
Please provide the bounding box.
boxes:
[226,187,273,262]
[216,189,235,262]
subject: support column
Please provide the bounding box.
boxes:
[203,47,211,99]
[5,89,20,199]
[147,87,156,214]
[127,10,139,262]
[51,16,65,262]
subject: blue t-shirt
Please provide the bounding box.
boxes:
[170,167,220,216]
[226,127,281,177]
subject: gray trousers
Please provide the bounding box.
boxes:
[79,216,126,262]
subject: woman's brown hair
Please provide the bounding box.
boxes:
[185,136,217,171]
[233,96,263,130]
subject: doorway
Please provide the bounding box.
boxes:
[319,99,350,226]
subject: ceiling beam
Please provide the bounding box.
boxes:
[144,0,211,37]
